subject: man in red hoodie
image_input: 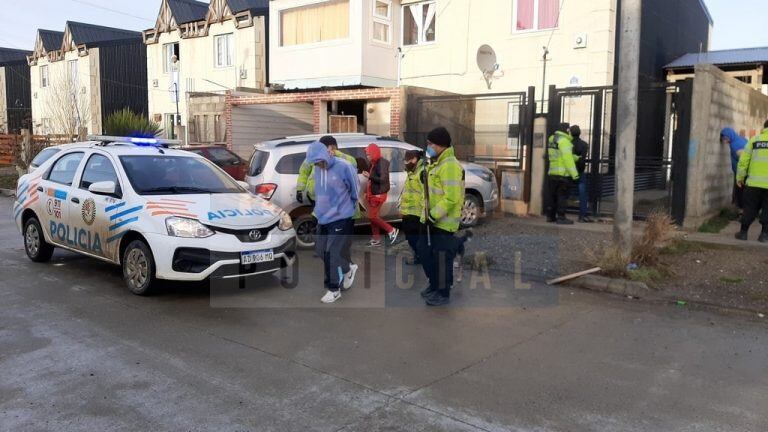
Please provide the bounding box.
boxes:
[363,143,399,246]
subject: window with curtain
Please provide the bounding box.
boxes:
[68,60,78,91]
[280,0,350,47]
[40,65,49,88]
[402,1,436,46]
[372,0,391,44]
[214,33,234,68]
[515,0,560,32]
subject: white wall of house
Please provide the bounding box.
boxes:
[30,49,98,136]
[398,0,617,96]
[146,17,266,138]
[269,0,400,89]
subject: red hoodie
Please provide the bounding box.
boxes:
[365,143,390,198]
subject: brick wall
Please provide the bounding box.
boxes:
[225,88,403,149]
[685,64,768,228]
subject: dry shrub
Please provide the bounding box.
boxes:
[595,246,630,278]
[632,212,676,266]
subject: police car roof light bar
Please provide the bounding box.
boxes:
[87,135,182,148]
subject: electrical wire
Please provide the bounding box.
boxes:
[67,0,155,23]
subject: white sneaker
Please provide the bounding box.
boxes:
[321,290,341,304]
[342,264,358,290]
[388,228,400,244]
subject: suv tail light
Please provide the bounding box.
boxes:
[255,183,277,200]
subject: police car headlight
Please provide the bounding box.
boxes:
[166,217,215,238]
[278,212,293,231]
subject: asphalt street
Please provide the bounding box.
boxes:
[1,197,767,431]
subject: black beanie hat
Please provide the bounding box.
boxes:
[427,127,452,147]
[319,135,337,148]
[569,125,581,138]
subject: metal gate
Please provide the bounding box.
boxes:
[546,81,692,223]
[404,87,536,201]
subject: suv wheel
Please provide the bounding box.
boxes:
[460,194,481,228]
[294,214,318,249]
[122,240,156,296]
[24,217,54,262]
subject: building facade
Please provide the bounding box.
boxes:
[28,23,147,136]
[0,48,32,134]
[143,0,268,143]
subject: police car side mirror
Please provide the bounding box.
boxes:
[89,181,117,196]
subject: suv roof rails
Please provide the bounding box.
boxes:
[275,139,316,148]
[87,135,182,148]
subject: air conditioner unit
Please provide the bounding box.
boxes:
[574,33,588,49]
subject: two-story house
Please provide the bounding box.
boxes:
[28,23,147,136]
[0,48,32,134]
[143,0,269,144]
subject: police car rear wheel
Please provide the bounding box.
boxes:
[461,195,481,228]
[24,217,54,263]
[123,240,156,296]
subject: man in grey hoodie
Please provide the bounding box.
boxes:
[307,141,361,303]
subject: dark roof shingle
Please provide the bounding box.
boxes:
[227,0,268,15]
[665,47,768,69]
[168,0,209,24]
[66,21,141,47]
[0,47,31,65]
[39,30,65,52]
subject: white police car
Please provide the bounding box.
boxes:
[13,136,296,295]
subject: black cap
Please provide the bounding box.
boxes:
[569,125,581,138]
[427,127,452,147]
[557,122,570,133]
[405,150,423,160]
[319,135,337,148]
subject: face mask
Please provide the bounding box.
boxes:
[425,146,438,159]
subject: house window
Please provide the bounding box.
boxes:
[40,65,49,88]
[403,1,436,46]
[372,0,391,44]
[214,33,234,68]
[163,42,180,74]
[515,0,560,32]
[280,0,350,47]
[68,60,78,91]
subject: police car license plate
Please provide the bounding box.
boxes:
[241,249,274,265]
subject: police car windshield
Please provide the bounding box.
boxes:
[119,155,243,195]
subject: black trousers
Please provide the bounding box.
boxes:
[733,177,745,209]
[315,218,354,291]
[547,176,572,220]
[741,186,768,231]
[418,226,458,298]
[402,215,423,258]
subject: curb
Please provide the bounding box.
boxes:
[0,188,14,198]
[568,275,656,299]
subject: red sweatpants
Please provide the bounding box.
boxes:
[368,195,394,241]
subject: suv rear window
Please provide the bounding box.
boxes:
[275,153,306,175]
[249,150,270,176]
[345,146,405,173]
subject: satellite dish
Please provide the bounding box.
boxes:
[477,45,498,90]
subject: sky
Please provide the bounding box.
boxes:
[0,0,767,52]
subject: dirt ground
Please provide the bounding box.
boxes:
[471,217,768,313]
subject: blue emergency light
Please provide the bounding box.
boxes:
[88,135,182,148]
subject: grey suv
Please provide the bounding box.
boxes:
[245,134,499,247]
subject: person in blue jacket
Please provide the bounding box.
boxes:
[307,141,360,304]
[721,127,748,211]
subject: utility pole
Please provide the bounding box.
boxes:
[541,47,549,110]
[614,0,642,256]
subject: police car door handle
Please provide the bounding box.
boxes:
[71,197,80,204]
[37,186,43,192]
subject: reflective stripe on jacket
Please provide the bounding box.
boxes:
[421,147,464,233]
[547,131,579,180]
[400,160,425,218]
[737,128,768,189]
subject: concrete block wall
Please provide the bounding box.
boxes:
[685,64,768,228]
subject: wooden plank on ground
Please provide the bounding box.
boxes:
[546,267,602,286]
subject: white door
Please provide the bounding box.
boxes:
[38,151,86,247]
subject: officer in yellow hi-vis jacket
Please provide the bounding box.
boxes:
[296,136,361,218]
[735,120,768,243]
[400,149,425,265]
[546,122,579,225]
[419,127,464,307]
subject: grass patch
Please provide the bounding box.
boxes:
[661,239,707,256]
[719,276,744,285]
[0,173,18,190]
[698,208,739,234]
[628,267,667,285]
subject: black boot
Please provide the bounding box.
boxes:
[759,232,768,243]
[735,230,748,241]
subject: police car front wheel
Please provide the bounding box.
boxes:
[24,217,54,263]
[122,240,156,296]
